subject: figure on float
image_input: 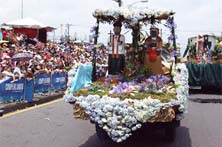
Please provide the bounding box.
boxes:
[107,21,125,75]
[144,27,164,74]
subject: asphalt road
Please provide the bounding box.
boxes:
[0,95,222,147]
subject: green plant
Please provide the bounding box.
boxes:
[211,43,222,59]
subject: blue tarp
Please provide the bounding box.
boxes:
[70,64,93,93]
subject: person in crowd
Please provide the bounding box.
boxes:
[0,29,3,40]
[1,28,8,40]
[2,66,16,81]
[26,68,34,81]
[0,72,5,83]
[13,62,23,79]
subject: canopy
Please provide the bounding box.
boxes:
[2,17,55,32]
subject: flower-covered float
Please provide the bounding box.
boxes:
[184,35,222,91]
[64,6,188,143]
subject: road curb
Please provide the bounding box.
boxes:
[0,93,64,117]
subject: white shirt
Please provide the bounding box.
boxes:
[107,34,125,55]
[2,71,14,78]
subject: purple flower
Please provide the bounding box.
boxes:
[129,80,136,86]
[122,82,129,89]
[146,78,153,83]
[166,17,177,29]
[138,85,145,92]
[113,85,123,94]
[145,75,171,91]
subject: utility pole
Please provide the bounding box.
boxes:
[60,24,63,36]
[67,24,70,43]
[66,23,73,43]
[60,24,64,42]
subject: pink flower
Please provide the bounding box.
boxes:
[123,87,132,93]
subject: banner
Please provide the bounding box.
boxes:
[51,72,67,90]
[34,74,51,93]
[0,78,25,102]
[0,72,67,103]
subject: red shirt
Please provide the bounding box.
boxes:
[44,54,51,60]
[2,31,7,40]
[148,48,157,61]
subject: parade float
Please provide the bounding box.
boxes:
[64,6,188,143]
[184,34,222,90]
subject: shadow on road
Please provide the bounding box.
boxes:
[190,98,222,104]
[79,126,192,147]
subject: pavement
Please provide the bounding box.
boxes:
[189,89,222,103]
[1,96,222,147]
[0,91,65,117]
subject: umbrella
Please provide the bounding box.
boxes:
[12,52,33,61]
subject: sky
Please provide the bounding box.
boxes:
[0,0,222,52]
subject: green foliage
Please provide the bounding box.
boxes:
[135,65,149,75]
[123,64,152,81]
[211,43,222,59]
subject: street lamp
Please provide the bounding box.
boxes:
[128,0,148,7]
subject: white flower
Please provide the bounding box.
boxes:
[136,124,142,129]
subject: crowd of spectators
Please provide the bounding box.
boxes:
[0,28,108,83]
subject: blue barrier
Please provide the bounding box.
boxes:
[0,72,67,103]
[24,79,34,102]
[34,73,51,93]
[51,72,67,90]
[0,78,25,102]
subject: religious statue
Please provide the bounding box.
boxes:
[107,21,125,75]
[197,35,204,63]
[144,27,164,74]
